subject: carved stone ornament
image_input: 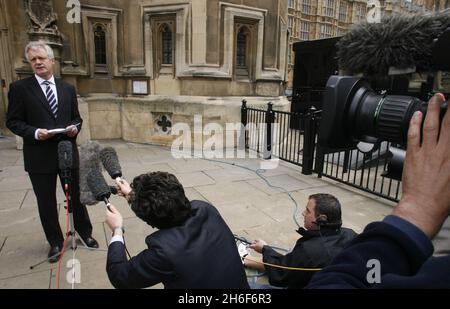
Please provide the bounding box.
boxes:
[25,0,58,32]
[154,114,173,135]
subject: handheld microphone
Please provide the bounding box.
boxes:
[58,141,73,182]
[109,186,118,195]
[87,168,112,211]
[336,14,450,77]
[79,141,103,206]
[100,147,123,181]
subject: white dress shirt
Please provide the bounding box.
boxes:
[34,75,59,140]
[110,235,124,245]
[35,74,59,104]
[33,75,79,140]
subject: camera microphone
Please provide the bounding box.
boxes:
[337,14,450,76]
[79,141,103,205]
[100,147,123,181]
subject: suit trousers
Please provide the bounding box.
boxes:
[29,168,93,247]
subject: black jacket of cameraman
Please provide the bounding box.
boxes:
[262,227,357,288]
[307,215,450,288]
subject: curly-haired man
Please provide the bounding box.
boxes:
[105,171,249,289]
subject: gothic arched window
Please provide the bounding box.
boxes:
[161,24,173,65]
[94,24,107,65]
[236,27,248,67]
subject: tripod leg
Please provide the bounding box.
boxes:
[77,233,88,248]
[29,251,62,270]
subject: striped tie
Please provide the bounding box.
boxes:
[43,81,58,118]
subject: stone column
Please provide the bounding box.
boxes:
[191,0,208,65]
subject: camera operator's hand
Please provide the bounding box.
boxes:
[250,239,267,253]
[394,93,450,238]
[105,204,124,233]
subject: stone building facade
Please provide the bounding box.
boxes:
[0,0,290,146]
[286,0,449,88]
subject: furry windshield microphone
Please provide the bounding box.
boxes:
[79,141,103,205]
[100,147,122,181]
[337,14,450,77]
[87,168,112,211]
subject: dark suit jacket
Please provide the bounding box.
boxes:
[307,216,450,288]
[106,200,250,289]
[6,76,82,173]
[263,227,357,288]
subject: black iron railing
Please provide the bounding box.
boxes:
[241,100,401,202]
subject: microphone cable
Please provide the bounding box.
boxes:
[143,144,304,229]
[56,185,71,289]
[122,233,132,260]
[104,202,132,260]
[243,256,322,272]
[108,232,132,260]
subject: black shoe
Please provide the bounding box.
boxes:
[81,236,99,248]
[48,245,62,263]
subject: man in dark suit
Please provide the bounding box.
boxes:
[6,41,98,263]
[105,171,249,289]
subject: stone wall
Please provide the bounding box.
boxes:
[82,95,291,147]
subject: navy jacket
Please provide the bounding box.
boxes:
[107,200,250,289]
[263,227,357,288]
[307,215,450,288]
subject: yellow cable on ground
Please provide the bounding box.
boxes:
[244,256,322,271]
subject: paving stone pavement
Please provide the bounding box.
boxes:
[0,136,396,289]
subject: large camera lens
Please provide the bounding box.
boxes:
[318,76,448,150]
[348,88,425,144]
